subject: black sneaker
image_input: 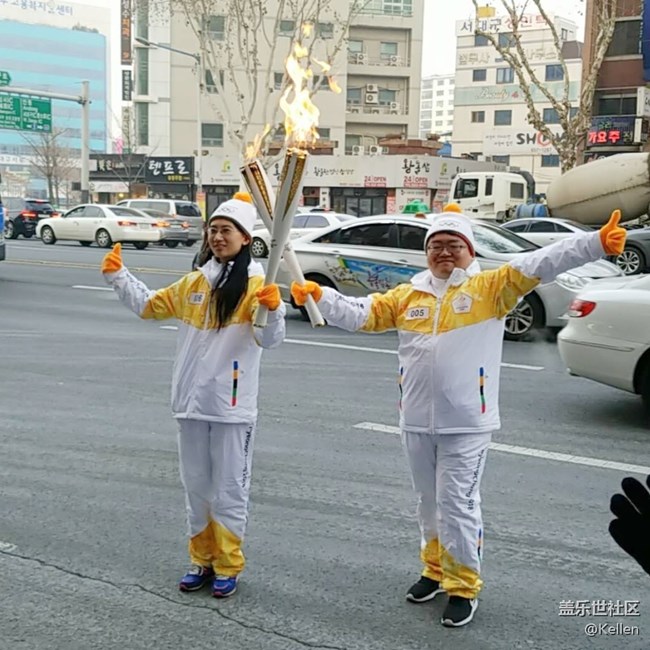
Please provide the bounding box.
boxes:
[405,576,445,603]
[441,596,478,627]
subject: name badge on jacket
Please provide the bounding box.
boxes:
[189,292,205,305]
[452,293,473,314]
[406,306,430,320]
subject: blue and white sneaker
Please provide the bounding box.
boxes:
[212,574,238,598]
[179,565,215,592]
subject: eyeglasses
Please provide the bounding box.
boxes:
[426,242,467,254]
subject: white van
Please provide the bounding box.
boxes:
[117,199,203,246]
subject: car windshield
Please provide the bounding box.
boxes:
[175,202,201,217]
[109,207,146,217]
[473,223,539,254]
[27,200,54,213]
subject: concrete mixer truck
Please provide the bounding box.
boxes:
[449,152,650,227]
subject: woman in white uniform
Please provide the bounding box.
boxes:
[101,192,285,598]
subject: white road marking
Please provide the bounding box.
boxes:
[285,338,544,371]
[0,541,17,552]
[160,326,179,331]
[353,422,649,476]
[72,285,114,292]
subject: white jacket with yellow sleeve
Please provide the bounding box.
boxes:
[104,258,285,424]
[317,231,606,435]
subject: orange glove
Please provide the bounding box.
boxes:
[291,280,322,306]
[599,209,627,256]
[256,284,281,311]
[101,243,123,274]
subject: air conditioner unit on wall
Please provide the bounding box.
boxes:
[389,101,400,113]
[352,145,365,155]
[348,105,361,113]
[355,52,368,64]
[365,92,379,104]
[368,145,382,154]
[366,84,379,93]
[370,108,381,114]
[388,55,400,66]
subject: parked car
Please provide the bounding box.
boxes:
[612,227,650,276]
[501,217,594,247]
[3,198,59,239]
[116,199,203,246]
[275,215,623,341]
[557,273,650,421]
[251,212,356,258]
[139,208,190,247]
[36,204,163,249]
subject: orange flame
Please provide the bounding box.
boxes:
[280,41,320,149]
[245,123,271,162]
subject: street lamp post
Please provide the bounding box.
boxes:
[134,37,203,206]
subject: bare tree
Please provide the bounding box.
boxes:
[145,0,372,161]
[23,128,79,205]
[471,0,618,171]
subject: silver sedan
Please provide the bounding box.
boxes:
[276,215,623,341]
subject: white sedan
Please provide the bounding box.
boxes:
[557,274,650,420]
[251,212,356,258]
[36,204,163,249]
[501,217,594,247]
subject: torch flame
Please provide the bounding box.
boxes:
[280,41,320,149]
[245,123,271,162]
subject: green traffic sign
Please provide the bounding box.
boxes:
[0,93,52,133]
[0,71,11,87]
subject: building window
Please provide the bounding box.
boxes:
[274,72,284,90]
[347,88,362,105]
[279,19,295,34]
[543,108,560,124]
[471,111,485,123]
[474,34,489,47]
[494,110,512,125]
[561,28,569,40]
[135,102,148,146]
[436,90,444,96]
[541,155,560,167]
[346,134,362,154]
[492,155,510,164]
[136,48,148,96]
[499,32,514,47]
[545,64,564,81]
[317,22,334,38]
[596,94,637,116]
[317,127,331,139]
[496,67,514,84]
[202,123,224,147]
[607,19,641,56]
[382,0,413,16]
[205,69,224,94]
[380,41,398,63]
[378,89,397,105]
[348,39,363,53]
[473,69,487,82]
[205,15,225,40]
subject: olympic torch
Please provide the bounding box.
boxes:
[251,39,325,329]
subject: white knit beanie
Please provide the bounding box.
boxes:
[424,203,476,255]
[209,191,257,236]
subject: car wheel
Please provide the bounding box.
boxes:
[79,241,93,246]
[251,237,268,258]
[4,221,16,239]
[184,240,196,247]
[96,229,113,248]
[40,226,57,245]
[504,293,544,342]
[298,274,336,322]
[133,242,148,250]
[165,241,180,248]
[616,246,645,275]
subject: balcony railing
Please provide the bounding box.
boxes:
[346,102,407,116]
[357,5,413,18]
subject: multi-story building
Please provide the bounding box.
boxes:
[452,11,581,193]
[127,0,424,215]
[419,74,455,139]
[0,1,111,199]
[582,0,650,163]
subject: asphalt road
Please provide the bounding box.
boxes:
[1,239,649,650]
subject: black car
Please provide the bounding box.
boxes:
[3,198,58,239]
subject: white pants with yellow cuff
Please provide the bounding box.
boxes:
[402,430,491,599]
[177,419,255,576]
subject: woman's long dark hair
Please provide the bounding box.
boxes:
[196,226,251,329]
